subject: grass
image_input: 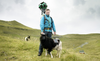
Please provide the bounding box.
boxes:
[0,20,100,61]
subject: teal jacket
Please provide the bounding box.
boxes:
[40,14,56,32]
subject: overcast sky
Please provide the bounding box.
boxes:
[0,0,100,35]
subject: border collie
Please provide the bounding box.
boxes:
[40,34,62,58]
[25,35,30,41]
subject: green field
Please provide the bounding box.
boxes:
[0,20,100,61]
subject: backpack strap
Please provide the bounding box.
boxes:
[43,15,47,32]
[50,17,53,27]
[44,15,53,25]
[44,15,47,24]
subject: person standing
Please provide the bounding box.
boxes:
[38,9,56,56]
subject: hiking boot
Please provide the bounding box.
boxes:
[38,52,42,56]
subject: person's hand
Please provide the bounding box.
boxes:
[54,32,56,35]
[41,32,44,34]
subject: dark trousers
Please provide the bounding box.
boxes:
[39,31,52,53]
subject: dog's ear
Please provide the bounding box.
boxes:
[58,40,60,42]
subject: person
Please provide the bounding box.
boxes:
[38,9,56,56]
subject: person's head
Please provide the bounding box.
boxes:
[45,9,50,15]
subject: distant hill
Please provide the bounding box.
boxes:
[0,20,40,40]
[0,20,100,61]
[0,20,32,29]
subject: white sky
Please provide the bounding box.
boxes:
[0,0,100,35]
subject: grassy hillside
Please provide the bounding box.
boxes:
[0,20,40,40]
[0,20,100,61]
[60,34,100,61]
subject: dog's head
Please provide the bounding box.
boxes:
[28,35,30,38]
[40,33,47,40]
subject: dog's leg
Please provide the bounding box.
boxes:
[57,41,62,58]
[56,50,61,58]
[56,50,59,56]
[59,46,62,58]
[45,49,47,56]
[50,52,53,58]
[58,50,61,58]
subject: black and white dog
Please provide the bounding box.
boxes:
[25,35,30,41]
[40,34,62,58]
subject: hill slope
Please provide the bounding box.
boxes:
[0,20,40,40]
[0,20,100,61]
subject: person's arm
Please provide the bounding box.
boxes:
[52,19,56,35]
[40,16,44,33]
